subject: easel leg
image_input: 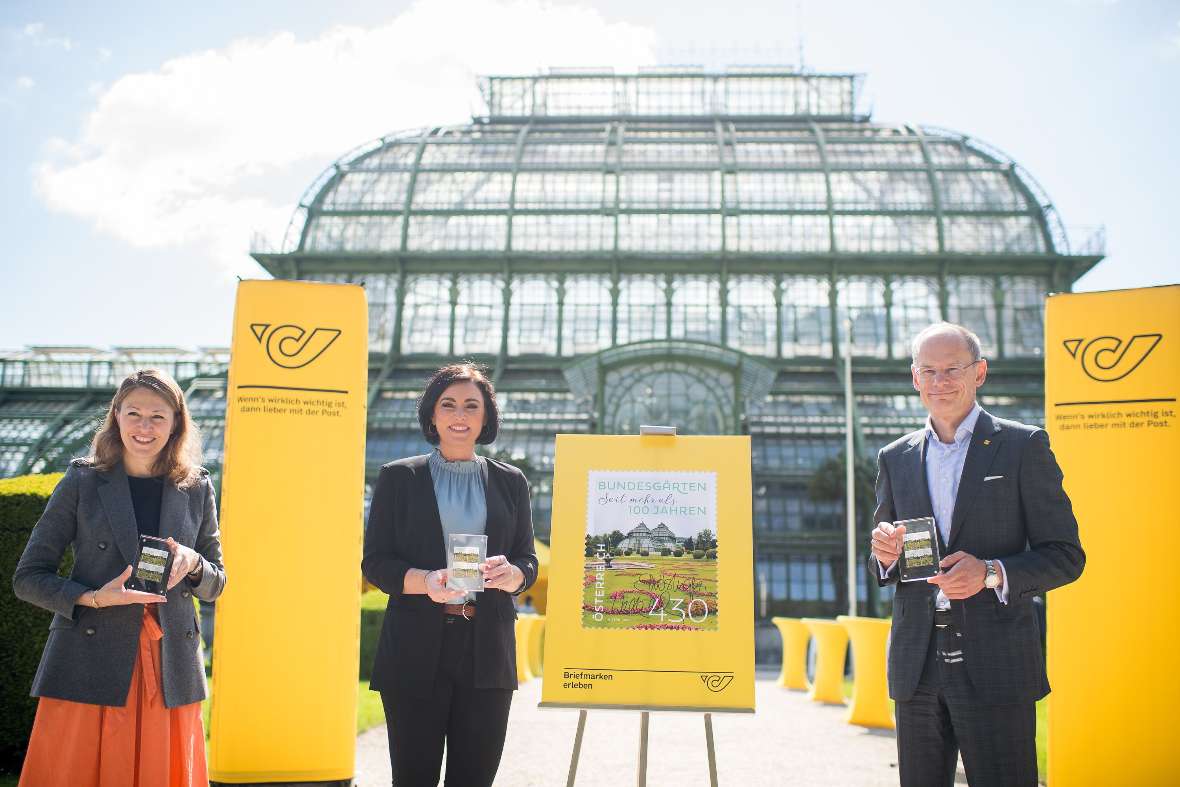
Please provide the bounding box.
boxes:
[637,711,650,787]
[566,709,587,787]
[704,712,718,787]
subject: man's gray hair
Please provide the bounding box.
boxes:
[910,322,983,365]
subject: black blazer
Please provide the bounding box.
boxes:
[361,454,538,698]
[871,410,1085,705]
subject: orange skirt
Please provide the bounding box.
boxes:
[19,608,208,787]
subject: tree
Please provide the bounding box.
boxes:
[808,450,875,512]
[684,536,695,551]
[694,529,716,550]
[606,529,626,548]
[808,450,879,616]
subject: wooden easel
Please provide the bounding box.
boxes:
[564,708,719,787]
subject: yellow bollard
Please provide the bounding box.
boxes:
[525,614,545,677]
[837,616,895,730]
[771,617,810,690]
[515,615,533,684]
[801,618,848,705]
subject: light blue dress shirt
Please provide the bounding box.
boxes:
[881,402,1008,608]
[428,449,487,603]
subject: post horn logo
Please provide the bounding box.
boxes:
[699,673,734,693]
[251,323,341,369]
[1063,334,1162,382]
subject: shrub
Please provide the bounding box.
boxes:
[706,548,717,560]
[660,548,671,556]
[611,547,623,557]
[638,549,649,556]
[624,549,632,556]
[584,546,595,557]
[359,589,388,681]
[0,473,66,772]
[674,548,684,557]
[693,550,705,559]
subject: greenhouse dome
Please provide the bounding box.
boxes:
[278,71,1077,261]
[3,69,1105,628]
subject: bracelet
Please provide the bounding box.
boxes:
[91,589,102,609]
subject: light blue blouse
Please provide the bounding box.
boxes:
[427,449,487,602]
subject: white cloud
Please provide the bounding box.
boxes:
[20,21,73,50]
[34,0,657,274]
[98,47,113,61]
[15,76,34,90]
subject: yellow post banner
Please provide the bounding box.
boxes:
[209,280,368,783]
[1045,285,1179,785]
[540,434,755,713]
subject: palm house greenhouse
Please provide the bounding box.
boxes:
[0,69,1104,633]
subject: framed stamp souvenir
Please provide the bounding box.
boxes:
[130,535,174,596]
[896,516,941,582]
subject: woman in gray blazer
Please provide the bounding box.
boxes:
[13,368,226,787]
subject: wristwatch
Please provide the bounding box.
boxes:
[983,559,1000,589]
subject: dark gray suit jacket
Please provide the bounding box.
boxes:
[13,459,227,707]
[872,409,1085,705]
[362,454,538,699]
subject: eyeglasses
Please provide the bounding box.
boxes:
[914,360,982,383]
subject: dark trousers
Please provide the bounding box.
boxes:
[380,616,513,787]
[895,625,1038,787]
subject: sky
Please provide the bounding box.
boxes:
[1,0,1177,350]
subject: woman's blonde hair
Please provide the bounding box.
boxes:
[90,369,203,487]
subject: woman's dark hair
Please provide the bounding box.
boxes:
[417,363,500,446]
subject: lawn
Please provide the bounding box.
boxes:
[582,555,719,631]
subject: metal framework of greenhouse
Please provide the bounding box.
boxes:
[0,69,1104,638]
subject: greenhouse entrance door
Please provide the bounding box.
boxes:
[562,340,778,436]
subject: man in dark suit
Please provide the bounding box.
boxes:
[870,322,1085,787]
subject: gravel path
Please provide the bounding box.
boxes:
[353,676,969,786]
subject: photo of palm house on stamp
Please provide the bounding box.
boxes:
[583,471,719,632]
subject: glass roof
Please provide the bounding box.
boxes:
[268,70,1083,259]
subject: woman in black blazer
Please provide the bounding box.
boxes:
[362,363,537,787]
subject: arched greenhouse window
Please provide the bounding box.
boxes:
[837,276,887,357]
[507,275,559,355]
[947,276,998,356]
[561,275,612,356]
[669,276,721,344]
[1001,276,1046,357]
[727,276,777,357]
[616,275,668,345]
[401,275,451,355]
[890,277,941,359]
[781,276,832,357]
[454,275,505,355]
[604,361,731,435]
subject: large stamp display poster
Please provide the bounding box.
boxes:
[542,435,754,712]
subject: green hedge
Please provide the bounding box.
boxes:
[0,473,66,775]
[360,589,387,681]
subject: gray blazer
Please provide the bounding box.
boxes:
[872,409,1085,705]
[13,459,226,708]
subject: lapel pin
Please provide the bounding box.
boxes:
[983,439,991,446]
